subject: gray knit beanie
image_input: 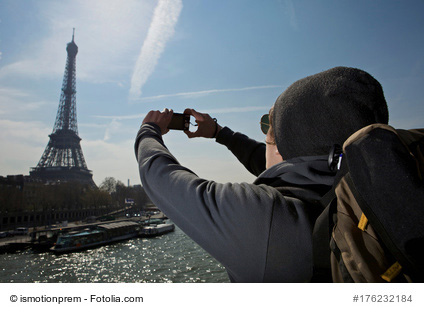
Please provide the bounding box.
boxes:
[272,66,389,160]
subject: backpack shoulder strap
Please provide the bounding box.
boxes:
[311,153,347,282]
[311,197,336,282]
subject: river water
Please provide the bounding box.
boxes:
[0,225,229,283]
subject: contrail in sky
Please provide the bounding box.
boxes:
[138,85,281,102]
[94,105,271,120]
[129,0,183,100]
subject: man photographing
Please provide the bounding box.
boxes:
[135,66,389,282]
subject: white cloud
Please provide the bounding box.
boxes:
[0,119,49,146]
[284,0,298,30]
[129,0,183,100]
[94,113,147,121]
[0,87,53,115]
[83,138,140,186]
[103,118,123,141]
[0,119,51,176]
[205,105,271,114]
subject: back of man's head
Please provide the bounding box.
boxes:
[272,66,389,160]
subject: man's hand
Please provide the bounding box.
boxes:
[143,108,174,135]
[183,108,222,138]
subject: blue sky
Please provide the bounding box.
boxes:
[1,0,423,186]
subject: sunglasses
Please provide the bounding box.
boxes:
[260,114,270,135]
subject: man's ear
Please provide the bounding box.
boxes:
[274,146,283,161]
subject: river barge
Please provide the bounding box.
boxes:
[51,221,140,254]
[30,230,58,252]
[140,223,175,238]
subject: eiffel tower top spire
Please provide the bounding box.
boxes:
[52,30,79,134]
[67,28,78,57]
[30,29,95,187]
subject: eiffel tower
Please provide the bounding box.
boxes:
[30,30,95,187]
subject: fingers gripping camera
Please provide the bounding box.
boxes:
[168,113,190,131]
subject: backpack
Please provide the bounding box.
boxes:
[312,123,424,283]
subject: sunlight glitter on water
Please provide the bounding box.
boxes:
[0,226,229,283]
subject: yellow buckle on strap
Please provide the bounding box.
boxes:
[358,213,368,231]
[381,262,402,282]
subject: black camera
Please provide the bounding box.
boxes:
[168,113,190,131]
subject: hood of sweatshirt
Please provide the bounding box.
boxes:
[253,155,335,206]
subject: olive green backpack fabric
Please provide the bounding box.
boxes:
[313,124,424,283]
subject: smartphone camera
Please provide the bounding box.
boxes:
[168,113,190,131]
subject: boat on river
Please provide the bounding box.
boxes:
[30,230,58,252]
[51,221,140,254]
[140,218,165,226]
[140,223,175,238]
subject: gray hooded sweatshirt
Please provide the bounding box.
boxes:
[135,124,335,282]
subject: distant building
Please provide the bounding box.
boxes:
[0,175,109,231]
